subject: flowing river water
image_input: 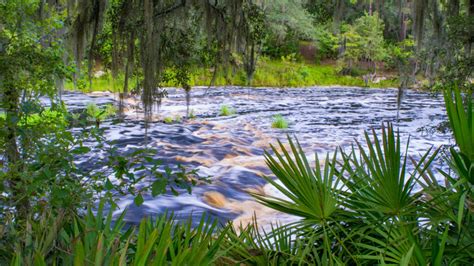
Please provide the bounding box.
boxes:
[58,86,452,228]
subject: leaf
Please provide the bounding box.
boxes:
[71,146,91,154]
[134,193,144,206]
[105,178,114,190]
[457,191,467,232]
[433,227,449,266]
[171,187,179,196]
[399,245,415,266]
[73,239,85,266]
[152,180,166,197]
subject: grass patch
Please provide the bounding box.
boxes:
[163,117,174,124]
[163,115,182,124]
[219,105,236,116]
[65,60,398,92]
[188,109,196,119]
[183,60,398,88]
[86,103,117,123]
[271,114,289,129]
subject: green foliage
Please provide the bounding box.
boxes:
[188,109,196,119]
[253,138,339,222]
[338,13,387,73]
[163,117,174,124]
[341,125,422,217]
[260,0,315,59]
[444,87,474,184]
[353,12,387,63]
[271,115,289,129]
[85,103,117,126]
[68,59,400,89]
[314,24,338,60]
[219,105,236,116]
[162,115,182,124]
[2,203,227,265]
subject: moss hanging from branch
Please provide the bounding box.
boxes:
[413,0,426,48]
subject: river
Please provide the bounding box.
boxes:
[57,86,451,228]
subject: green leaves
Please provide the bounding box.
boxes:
[444,86,474,184]
[341,124,425,217]
[85,103,117,126]
[252,136,341,223]
[250,123,471,264]
[134,193,144,206]
[444,87,474,159]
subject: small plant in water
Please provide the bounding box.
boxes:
[272,114,288,129]
[85,103,116,126]
[163,117,174,124]
[189,109,196,119]
[219,105,236,116]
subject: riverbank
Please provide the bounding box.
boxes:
[66,60,400,92]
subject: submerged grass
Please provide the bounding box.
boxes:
[219,105,236,116]
[271,114,288,129]
[163,117,174,124]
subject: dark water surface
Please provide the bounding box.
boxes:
[57,86,451,227]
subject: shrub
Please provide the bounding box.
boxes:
[271,114,288,129]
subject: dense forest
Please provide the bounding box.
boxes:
[1,0,473,265]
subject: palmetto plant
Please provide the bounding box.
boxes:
[6,203,227,265]
[253,137,342,223]
[251,123,450,264]
[250,137,358,263]
[443,87,474,185]
[339,124,435,218]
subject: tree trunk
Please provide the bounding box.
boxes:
[3,85,29,220]
[398,1,404,41]
[245,42,256,86]
[123,32,135,97]
[333,0,345,33]
[184,84,191,118]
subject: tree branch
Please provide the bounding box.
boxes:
[154,0,186,18]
